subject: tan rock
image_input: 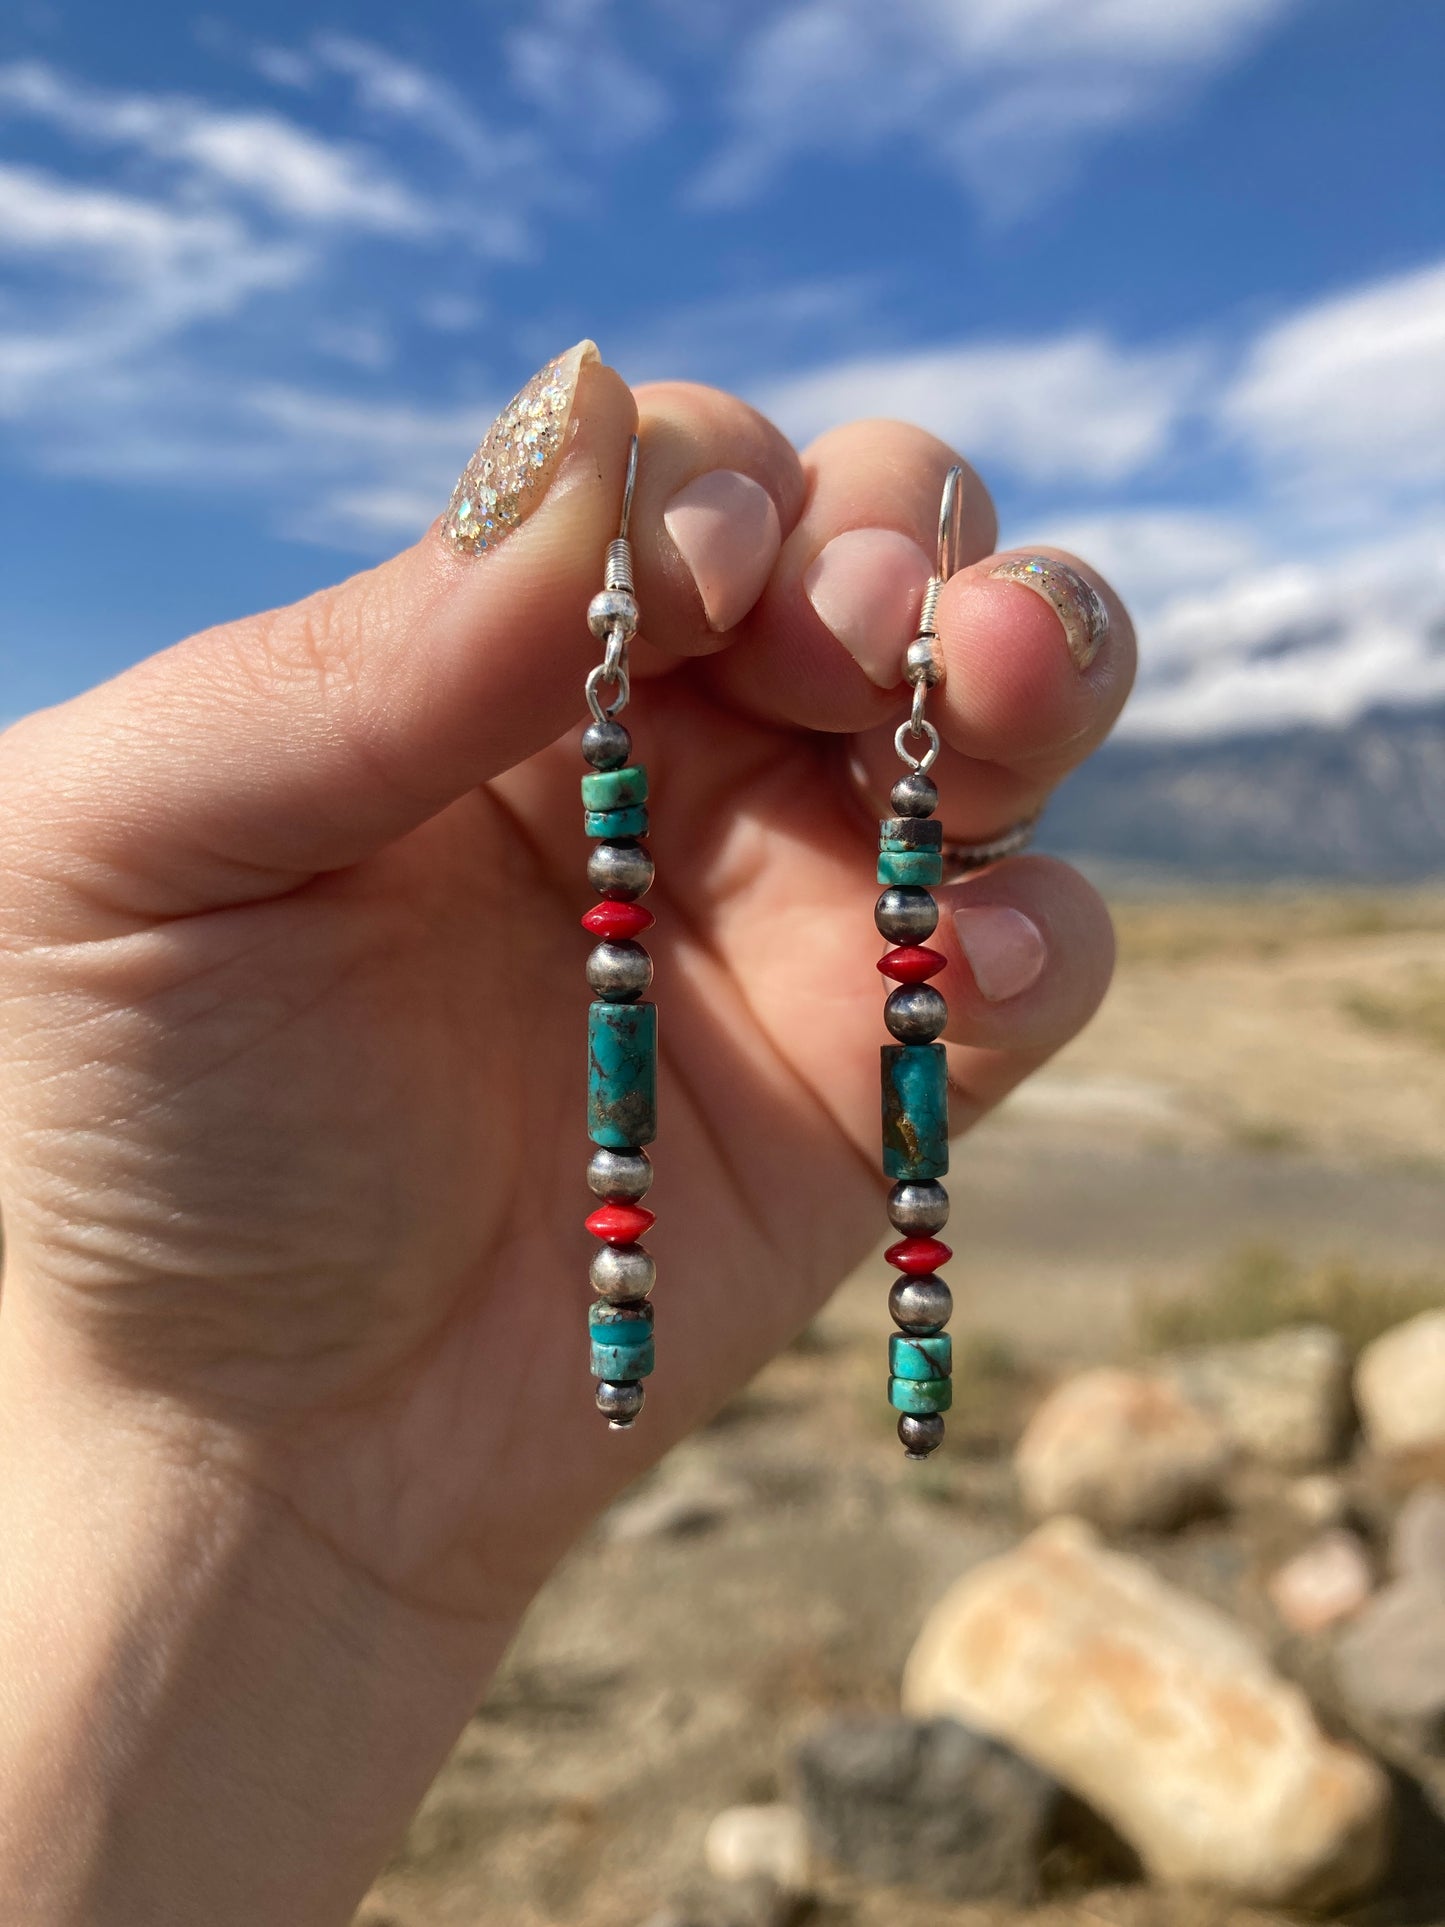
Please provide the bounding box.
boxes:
[704,1804,810,1894]
[1356,1309,1445,1455]
[1014,1367,1231,1533]
[903,1518,1390,1908]
[1268,1530,1373,1634]
[1162,1324,1352,1470]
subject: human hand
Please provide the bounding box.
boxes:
[0,343,1130,1923]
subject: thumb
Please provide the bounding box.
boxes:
[0,341,638,924]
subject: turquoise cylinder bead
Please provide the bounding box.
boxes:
[592,1337,656,1379]
[585,803,649,839]
[877,850,943,887]
[890,1332,952,1380]
[581,765,648,810]
[889,1374,953,1414]
[881,1042,949,1180]
[588,1001,658,1147]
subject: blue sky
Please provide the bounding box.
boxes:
[1,0,1442,735]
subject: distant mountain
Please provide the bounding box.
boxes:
[1046,704,1445,881]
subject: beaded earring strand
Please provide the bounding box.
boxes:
[579,436,660,1430]
[876,466,965,1460]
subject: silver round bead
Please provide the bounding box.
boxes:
[887,1179,950,1233]
[587,1148,654,1202]
[586,940,653,1001]
[875,887,938,943]
[885,984,948,1044]
[597,1379,645,1427]
[904,637,945,688]
[587,588,640,642]
[581,719,632,770]
[590,1242,656,1301]
[889,1274,952,1333]
[891,770,939,818]
[898,1412,945,1459]
[587,841,654,901]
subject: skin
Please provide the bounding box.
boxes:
[0,362,1133,1924]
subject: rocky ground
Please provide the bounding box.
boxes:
[357,889,1445,1927]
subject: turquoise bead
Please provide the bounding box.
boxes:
[877,850,943,887]
[589,1311,653,1349]
[592,1337,656,1379]
[585,804,649,839]
[890,1332,952,1380]
[881,1042,949,1180]
[581,765,648,811]
[588,1001,657,1147]
[889,1374,953,1414]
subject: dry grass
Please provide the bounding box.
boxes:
[1342,971,1445,1052]
[1112,890,1445,967]
[1137,1241,1445,1357]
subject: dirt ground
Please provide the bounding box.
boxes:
[357,889,1445,1927]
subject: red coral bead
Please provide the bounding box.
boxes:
[586,1203,656,1245]
[877,945,946,984]
[582,901,655,941]
[885,1236,952,1275]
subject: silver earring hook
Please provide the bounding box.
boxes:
[618,431,638,541]
[895,464,963,774]
[936,464,964,584]
[585,434,641,723]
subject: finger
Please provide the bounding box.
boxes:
[0,359,801,929]
[705,418,998,733]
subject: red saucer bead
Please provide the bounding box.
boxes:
[884,1235,952,1275]
[585,1203,657,1245]
[582,901,656,941]
[877,945,946,984]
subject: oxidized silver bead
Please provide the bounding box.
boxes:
[898,1412,945,1459]
[875,886,938,943]
[904,637,945,687]
[891,771,939,818]
[588,841,655,900]
[587,1147,654,1201]
[597,1379,645,1427]
[591,1242,656,1301]
[885,984,948,1043]
[581,719,632,770]
[586,940,654,1001]
[587,588,640,642]
[889,1274,952,1333]
[888,1179,950,1233]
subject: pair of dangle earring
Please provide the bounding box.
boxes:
[577,437,660,1430]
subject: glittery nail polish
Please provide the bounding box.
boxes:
[989,554,1110,671]
[444,340,598,555]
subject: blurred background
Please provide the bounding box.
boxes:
[3,3,1445,1924]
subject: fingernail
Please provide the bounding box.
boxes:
[952,905,1047,1002]
[444,339,598,555]
[663,469,782,633]
[804,528,934,687]
[989,555,1109,671]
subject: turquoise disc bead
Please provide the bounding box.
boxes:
[881,1042,949,1180]
[877,850,943,887]
[889,1374,953,1414]
[890,1332,952,1380]
[589,1311,653,1349]
[581,765,648,811]
[588,1001,658,1147]
[585,803,649,839]
[592,1338,656,1379]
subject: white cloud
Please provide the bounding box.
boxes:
[756,333,1203,485]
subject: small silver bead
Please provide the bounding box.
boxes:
[587,841,655,901]
[891,771,938,818]
[904,637,945,688]
[889,1274,952,1333]
[587,1148,654,1201]
[898,1412,945,1459]
[888,1179,950,1233]
[581,719,632,769]
[885,984,948,1043]
[586,940,653,1001]
[597,1379,645,1427]
[587,588,640,642]
[591,1242,656,1301]
[875,887,938,943]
